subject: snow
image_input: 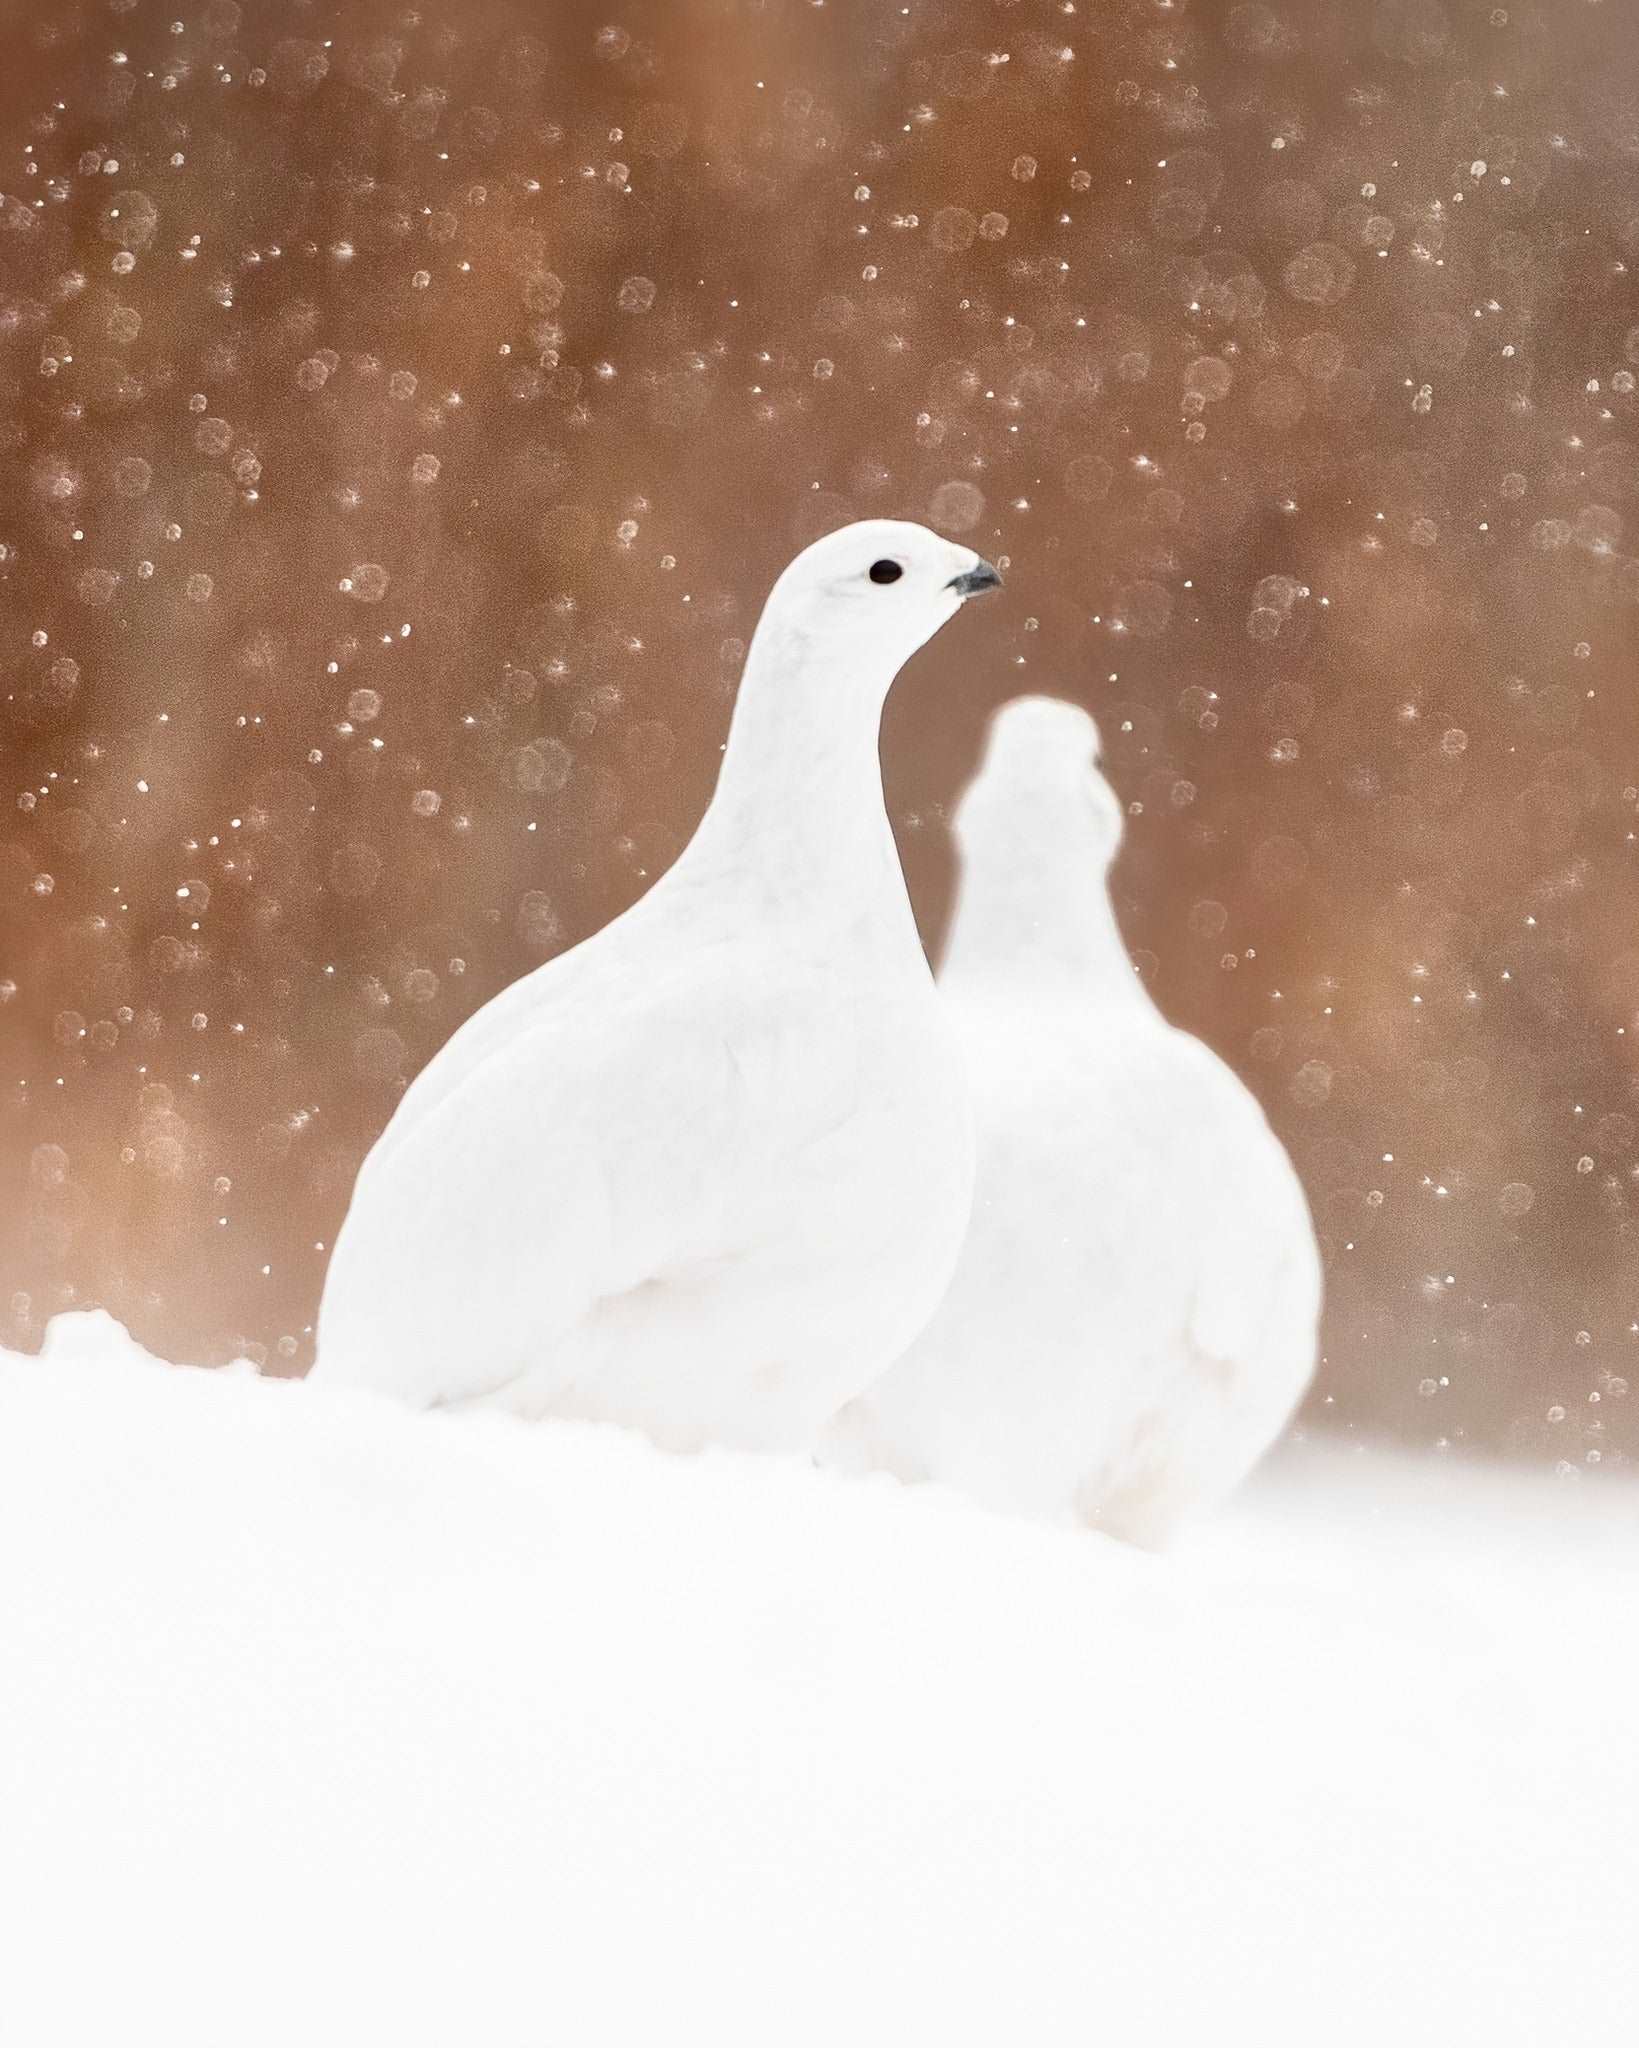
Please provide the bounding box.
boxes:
[3,1314,1636,2047]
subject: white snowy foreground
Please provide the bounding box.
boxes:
[2,1316,1635,2048]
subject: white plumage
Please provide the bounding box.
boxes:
[821,696,1321,1544]
[312,520,998,1452]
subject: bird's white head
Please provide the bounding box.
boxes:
[757,518,1002,689]
[939,694,1140,1001]
[959,695,1125,872]
[692,519,1002,892]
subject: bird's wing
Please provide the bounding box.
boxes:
[1151,1029,1322,1372]
[1019,1017,1320,1538]
[365,885,670,1172]
[975,1011,1319,1377]
[1094,1028,1323,1535]
[315,937,837,1409]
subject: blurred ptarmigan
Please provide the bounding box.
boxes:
[821,696,1320,1544]
[312,521,1001,1451]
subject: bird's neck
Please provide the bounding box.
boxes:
[939,838,1149,1008]
[681,617,916,936]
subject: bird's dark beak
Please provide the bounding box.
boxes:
[947,560,1002,599]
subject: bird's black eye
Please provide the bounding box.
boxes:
[868,559,903,585]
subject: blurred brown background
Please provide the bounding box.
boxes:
[3,0,1636,1470]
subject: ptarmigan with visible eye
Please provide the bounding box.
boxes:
[821,696,1321,1545]
[312,521,1001,1452]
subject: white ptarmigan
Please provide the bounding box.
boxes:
[311,520,1000,1451]
[821,696,1321,1545]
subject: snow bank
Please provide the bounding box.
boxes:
[2,1314,1635,2048]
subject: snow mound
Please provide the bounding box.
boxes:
[2,1314,1635,2048]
